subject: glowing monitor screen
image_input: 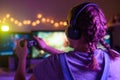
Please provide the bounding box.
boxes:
[31,31,73,58]
[97,33,111,49]
[0,32,30,56]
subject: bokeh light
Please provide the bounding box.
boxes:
[1,25,9,31]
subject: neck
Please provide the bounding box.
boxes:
[74,44,97,53]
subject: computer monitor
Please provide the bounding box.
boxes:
[31,31,73,58]
[0,32,31,56]
[97,32,111,50]
[108,26,120,52]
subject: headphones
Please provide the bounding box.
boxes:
[65,3,98,40]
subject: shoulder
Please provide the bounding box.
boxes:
[110,56,120,67]
[95,49,111,60]
[32,54,65,80]
[100,49,120,79]
[108,56,120,79]
[34,54,62,69]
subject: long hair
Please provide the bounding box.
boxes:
[70,2,120,70]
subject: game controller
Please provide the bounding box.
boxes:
[20,39,38,48]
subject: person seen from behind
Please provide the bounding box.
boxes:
[14,2,120,80]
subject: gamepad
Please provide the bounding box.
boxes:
[20,39,38,48]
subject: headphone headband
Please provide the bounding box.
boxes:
[73,3,98,25]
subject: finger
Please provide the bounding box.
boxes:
[38,37,42,40]
[16,40,20,47]
[20,38,27,47]
[33,36,37,41]
[23,40,28,48]
[33,36,39,39]
[15,40,21,52]
[33,36,40,42]
[33,36,37,39]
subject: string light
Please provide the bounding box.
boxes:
[50,20,54,24]
[0,13,67,28]
[18,22,23,27]
[10,18,14,22]
[23,20,26,24]
[37,14,42,19]
[59,21,63,25]
[63,21,67,26]
[2,20,5,23]
[3,18,6,21]
[14,20,18,24]
[32,22,37,26]
[54,22,59,27]
[27,20,31,24]
[36,20,40,24]
[6,14,10,18]
[41,18,46,23]
[46,18,50,22]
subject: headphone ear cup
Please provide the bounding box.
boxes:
[65,25,81,40]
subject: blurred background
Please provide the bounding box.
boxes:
[0,0,120,80]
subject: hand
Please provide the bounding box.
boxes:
[15,39,28,60]
[33,36,48,50]
[33,36,64,54]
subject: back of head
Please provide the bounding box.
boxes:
[66,2,120,70]
[66,2,107,44]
